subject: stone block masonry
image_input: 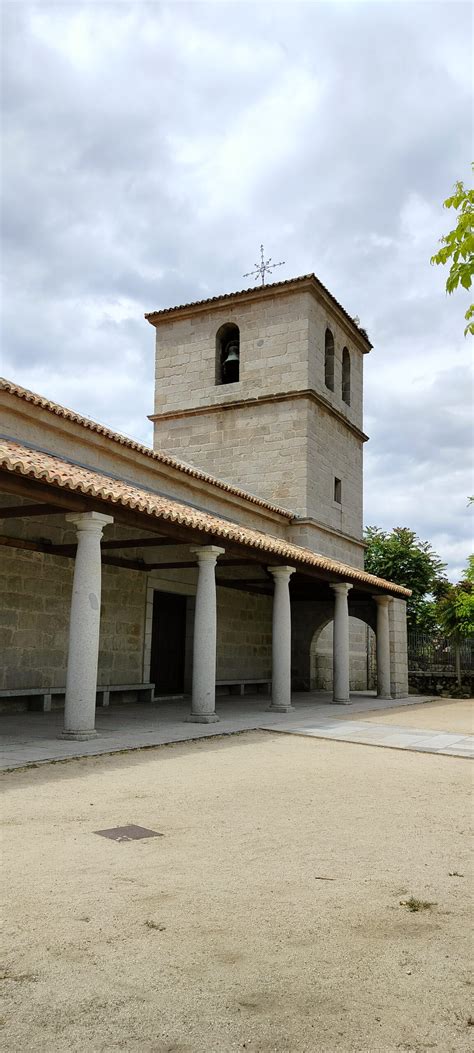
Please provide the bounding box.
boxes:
[153,393,364,549]
[216,588,272,682]
[153,291,313,417]
[0,545,146,694]
[151,284,367,557]
[154,398,309,514]
[389,599,409,698]
[306,400,363,541]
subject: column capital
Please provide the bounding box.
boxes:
[190,545,225,563]
[330,581,352,596]
[372,593,392,606]
[267,565,295,581]
[65,511,114,532]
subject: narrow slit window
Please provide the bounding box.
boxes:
[325,328,335,391]
[334,477,342,504]
[342,347,351,405]
[216,323,240,385]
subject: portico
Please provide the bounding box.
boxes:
[0,455,409,742]
[0,377,410,744]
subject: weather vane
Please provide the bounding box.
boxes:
[244,244,285,286]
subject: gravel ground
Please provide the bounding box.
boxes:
[1,725,472,1053]
[341,698,473,735]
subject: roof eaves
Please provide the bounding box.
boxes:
[0,438,411,599]
[0,378,293,520]
[145,274,373,351]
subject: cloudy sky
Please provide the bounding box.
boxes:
[1,0,472,580]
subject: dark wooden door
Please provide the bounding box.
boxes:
[150,591,187,694]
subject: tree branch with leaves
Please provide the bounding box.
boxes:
[364,527,447,631]
[431,168,474,336]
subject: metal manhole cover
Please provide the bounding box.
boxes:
[94,825,163,842]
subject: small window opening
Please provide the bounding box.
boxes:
[334,477,342,504]
[342,347,351,405]
[325,328,335,391]
[216,323,240,385]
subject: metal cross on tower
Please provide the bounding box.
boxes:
[244,244,285,286]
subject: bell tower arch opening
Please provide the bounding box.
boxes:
[342,346,351,405]
[216,322,240,385]
[324,327,335,391]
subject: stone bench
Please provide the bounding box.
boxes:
[216,678,272,697]
[96,683,155,707]
[0,687,65,712]
[0,683,155,712]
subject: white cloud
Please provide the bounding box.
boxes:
[1,0,472,579]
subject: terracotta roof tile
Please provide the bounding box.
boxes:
[0,438,410,598]
[0,377,292,519]
[145,274,373,349]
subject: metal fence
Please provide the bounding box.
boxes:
[408,632,474,673]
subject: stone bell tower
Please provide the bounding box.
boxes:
[146,275,372,568]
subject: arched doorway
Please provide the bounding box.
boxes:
[310,616,376,692]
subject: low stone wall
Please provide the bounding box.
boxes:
[409,672,474,697]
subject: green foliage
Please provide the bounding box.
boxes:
[431,169,474,337]
[364,526,447,630]
[413,598,440,633]
[436,556,474,639]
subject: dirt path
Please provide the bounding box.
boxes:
[345,698,473,734]
[1,731,472,1052]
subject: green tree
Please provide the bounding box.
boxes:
[431,169,474,337]
[364,526,447,631]
[435,556,474,685]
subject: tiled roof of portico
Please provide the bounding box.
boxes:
[0,378,292,519]
[0,438,411,598]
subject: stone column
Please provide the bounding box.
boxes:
[267,565,295,713]
[62,511,113,740]
[331,582,352,704]
[186,545,225,723]
[373,594,392,699]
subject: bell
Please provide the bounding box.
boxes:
[223,340,239,366]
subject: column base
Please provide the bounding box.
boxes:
[267,704,295,713]
[60,729,99,740]
[184,713,220,724]
[331,699,351,705]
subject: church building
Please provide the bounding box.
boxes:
[0,274,410,738]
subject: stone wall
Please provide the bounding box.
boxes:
[307,294,364,433]
[97,565,147,685]
[216,588,272,682]
[306,400,363,542]
[0,546,73,692]
[153,397,309,514]
[288,521,365,568]
[152,288,365,426]
[408,672,473,697]
[0,545,146,694]
[153,290,312,417]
